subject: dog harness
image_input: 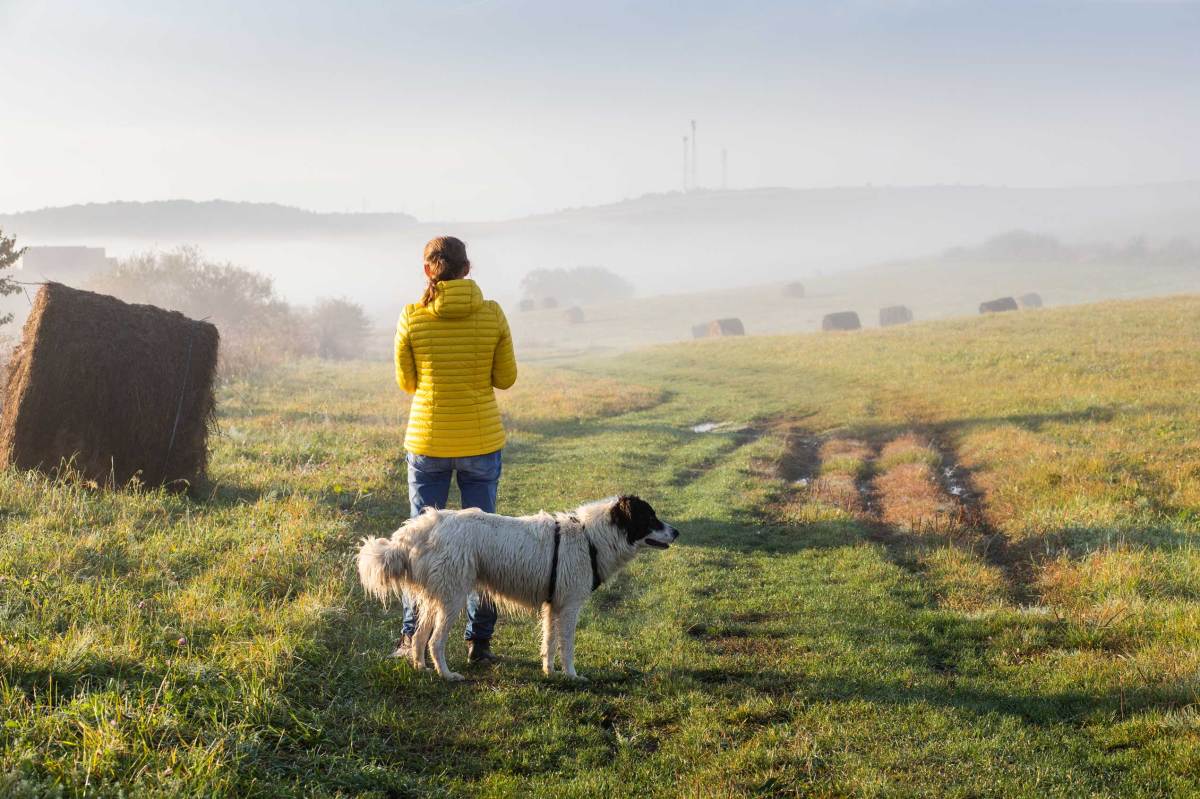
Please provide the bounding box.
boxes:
[545,515,604,606]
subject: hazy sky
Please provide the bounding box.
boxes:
[3,0,1199,220]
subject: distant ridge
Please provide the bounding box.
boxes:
[505,181,1200,227]
[0,199,418,239]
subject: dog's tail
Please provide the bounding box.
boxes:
[356,508,442,604]
[356,535,411,605]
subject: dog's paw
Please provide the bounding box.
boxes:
[564,673,589,683]
[442,671,466,682]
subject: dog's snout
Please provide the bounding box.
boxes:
[667,525,680,540]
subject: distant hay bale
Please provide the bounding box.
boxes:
[821,311,861,332]
[564,306,585,324]
[878,305,914,327]
[783,282,805,298]
[710,318,745,337]
[0,283,219,489]
[541,297,559,310]
[979,297,1019,314]
[1017,292,1043,309]
[517,298,536,312]
[692,318,745,338]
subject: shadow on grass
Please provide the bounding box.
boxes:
[837,402,1185,444]
[679,663,1194,728]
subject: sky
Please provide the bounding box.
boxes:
[2,0,1199,221]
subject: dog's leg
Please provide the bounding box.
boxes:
[411,613,434,671]
[540,603,557,675]
[557,603,587,681]
[429,600,466,681]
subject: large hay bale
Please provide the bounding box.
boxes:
[711,318,744,336]
[783,281,806,298]
[541,296,559,310]
[821,311,861,331]
[0,283,219,488]
[692,318,745,338]
[878,305,914,327]
[1017,292,1043,309]
[517,298,536,312]
[979,296,1019,314]
[564,306,585,324]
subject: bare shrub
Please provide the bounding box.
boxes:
[521,266,633,307]
[309,297,372,360]
[88,247,311,377]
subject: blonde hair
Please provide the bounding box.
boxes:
[421,236,471,306]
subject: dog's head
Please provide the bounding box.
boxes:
[609,495,679,550]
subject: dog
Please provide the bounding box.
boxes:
[357,495,679,681]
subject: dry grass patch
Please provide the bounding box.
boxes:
[499,367,664,425]
[810,473,863,512]
[878,433,941,471]
[874,434,965,536]
[817,438,872,479]
[876,462,953,534]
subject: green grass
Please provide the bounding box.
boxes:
[3,295,1200,796]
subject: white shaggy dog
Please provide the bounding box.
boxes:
[357,495,679,681]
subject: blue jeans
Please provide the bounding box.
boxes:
[402,450,502,641]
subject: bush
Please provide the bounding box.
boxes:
[89,247,312,377]
[309,297,372,360]
[519,266,633,307]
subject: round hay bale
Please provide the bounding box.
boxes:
[710,318,745,336]
[0,283,219,489]
[1017,292,1043,309]
[517,298,536,312]
[979,297,1019,314]
[691,318,745,338]
[541,296,559,310]
[783,282,806,298]
[878,305,914,327]
[821,311,861,331]
[564,306,585,324]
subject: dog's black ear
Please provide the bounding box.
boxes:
[610,495,658,544]
[610,495,636,530]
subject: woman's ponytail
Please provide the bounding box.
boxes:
[420,236,471,306]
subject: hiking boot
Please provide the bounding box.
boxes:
[466,638,499,666]
[390,634,413,659]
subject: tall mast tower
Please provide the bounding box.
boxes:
[690,119,697,189]
[682,136,690,192]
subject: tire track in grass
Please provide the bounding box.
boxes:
[776,429,1024,611]
[872,433,1022,610]
[779,433,874,516]
[670,424,764,489]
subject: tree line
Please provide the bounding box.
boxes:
[0,230,372,377]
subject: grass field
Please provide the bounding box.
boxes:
[3,295,1200,797]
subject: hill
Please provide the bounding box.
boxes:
[2,183,1199,310]
[0,199,417,240]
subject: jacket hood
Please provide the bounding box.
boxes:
[428,278,484,318]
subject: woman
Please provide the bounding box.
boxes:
[392,235,518,665]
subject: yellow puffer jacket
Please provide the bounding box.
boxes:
[394,279,518,457]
